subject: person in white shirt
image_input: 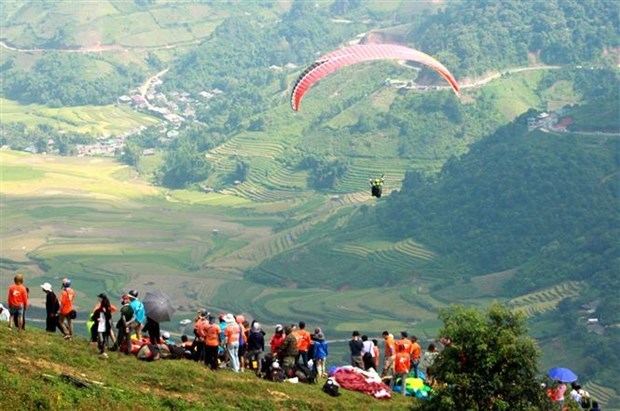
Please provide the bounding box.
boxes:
[0,303,10,322]
[361,334,376,371]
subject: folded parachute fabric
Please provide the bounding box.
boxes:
[332,366,392,399]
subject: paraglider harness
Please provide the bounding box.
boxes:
[369,174,385,198]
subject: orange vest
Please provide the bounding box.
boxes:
[60,288,75,314]
[411,342,421,361]
[297,329,311,351]
[225,323,240,344]
[205,323,221,347]
[8,284,28,309]
[395,352,411,374]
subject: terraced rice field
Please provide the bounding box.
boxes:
[507,281,583,318]
[337,238,435,263]
[582,382,620,410]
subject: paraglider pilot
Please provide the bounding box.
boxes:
[369,174,385,198]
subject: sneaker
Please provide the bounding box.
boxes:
[64,334,72,340]
[100,353,108,359]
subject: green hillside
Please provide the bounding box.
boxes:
[0,328,408,411]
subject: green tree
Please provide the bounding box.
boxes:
[160,137,211,189]
[421,304,549,411]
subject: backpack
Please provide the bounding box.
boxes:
[322,378,341,397]
[580,390,591,409]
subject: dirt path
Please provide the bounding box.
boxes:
[139,68,169,97]
[0,38,205,54]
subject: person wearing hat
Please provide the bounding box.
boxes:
[224,313,242,372]
[313,332,329,378]
[58,278,75,339]
[162,331,174,345]
[270,324,285,356]
[7,273,28,331]
[41,282,60,333]
[247,321,265,373]
[127,290,145,340]
[114,295,135,354]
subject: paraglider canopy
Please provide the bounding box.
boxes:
[291,43,460,111]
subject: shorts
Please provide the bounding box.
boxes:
[384,356,395,370]
[9,305,23,317]
[238,344,246,357]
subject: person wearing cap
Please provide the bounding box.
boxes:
[128,290,145,340]
[313,332,328,378]
[58,278,75,339]
[162,331,174,345]
[224,313,241,372]
[0,304,10,322]
[349,331,364,369]
[41,282,60,333]
[7,273,28,331]
[115,295,135,354]
[247,321,265,373]
[270,324,285,355]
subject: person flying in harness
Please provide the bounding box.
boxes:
[369,174,385,198]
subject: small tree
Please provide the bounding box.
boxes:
[420,304,550,411]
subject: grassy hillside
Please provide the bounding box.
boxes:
[0,328,409,411]
[0,98,159,135]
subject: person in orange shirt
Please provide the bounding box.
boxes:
[410,335,422,377]
[224,313,241,372]
[381,331,396,378]
[7,273,28,331]
[58,278,76,339]
[270,324,285,355]
[202,316,221,371]
[372,339,380,371]
[396,331,413,355]
[296,321,312,368]
[392,344,411,396]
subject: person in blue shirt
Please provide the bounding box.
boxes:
[313,332,329,378]
[128,290,145,340]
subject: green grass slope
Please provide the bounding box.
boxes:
[0,328,409,410]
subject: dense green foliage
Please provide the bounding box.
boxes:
[1,53,144,106]
[423,304,549,411]
[411,0,619,77]
[383,113,619,294]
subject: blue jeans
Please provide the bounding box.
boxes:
[227,342,240,372]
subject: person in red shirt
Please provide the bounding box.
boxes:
[7,273,28,331]
[58,278,76,339]
[270,324,285,355]
[392,344,411,396]
[295,321,312,368]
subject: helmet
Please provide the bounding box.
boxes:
[162,331,171,339]
[62,278,71,287]
[129,290,138,298]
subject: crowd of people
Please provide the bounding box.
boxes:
[2,273,606,408]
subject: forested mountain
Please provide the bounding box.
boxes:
[383,112,619,294]
[410,0,619,77]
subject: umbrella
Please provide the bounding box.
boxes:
[143,290,175,323]
[548,367,578,383]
